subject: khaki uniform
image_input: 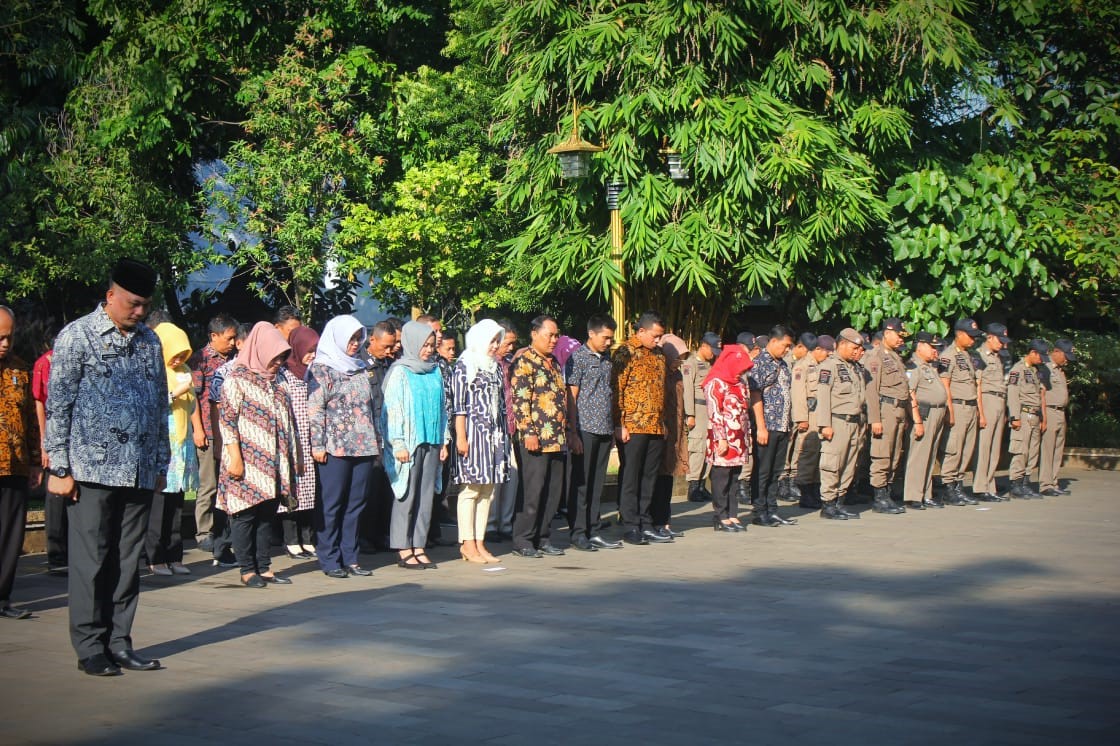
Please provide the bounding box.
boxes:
[973,346,1008,495]
[1038,362,1068,491]
[864,345,909,488]
[791,354,821,487]
[904,356,948,503]
[681,356,712,484]
[939,345,979,484]
[816,356,865,502]
[1007,359,1045,481]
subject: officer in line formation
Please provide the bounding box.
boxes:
[681,317,1078,522]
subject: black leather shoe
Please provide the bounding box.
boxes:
[538,543,566,556]
[769,513,798,525]
[751,512,782,527]
[975,492,1003,503]
[921,498,945,509]
[1040,488,1061,497]
[661,527,685,538]
[241,574,268,588]
[78,653,122,677]
[641,529,673,543]
[323,568,350,579]
[110,649,161,671]
[347,565,373,576]
[511,547,543,558]
[589,535,623,549]
[262,574,293,584]
[1055,485,1071,495]
[944,493,970,506]
[570,536,598,552]
[622,530,648,545]
[0,605,31,620]
[714,520,736,532]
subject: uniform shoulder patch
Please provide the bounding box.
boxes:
[794,370,802,380]
[1008,371,1020,385]
[818,369,831,385]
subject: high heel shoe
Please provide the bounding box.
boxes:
[149,564,173,576]
[460,550,487,564]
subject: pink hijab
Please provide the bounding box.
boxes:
[238,321,292,380]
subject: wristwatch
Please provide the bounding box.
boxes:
[48,465,71,478]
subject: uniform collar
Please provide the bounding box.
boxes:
[93,302,138,340]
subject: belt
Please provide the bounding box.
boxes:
[1021,405,1041,414]
[922,403,946,409]
[693,398,707,406]
[951,398,977,406]
[983,391,1006,398]
[1046,404,1065,411]
[832,413,861,423]
[879,395,906,407]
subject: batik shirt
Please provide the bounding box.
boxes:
[44,304,170,489]
[747,350,792,432]
[510,346,568,452]
[189,343,231,440]
[565,344,613,436]
[0,355,40,477]
[611,337,666,435]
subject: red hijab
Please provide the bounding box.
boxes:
[702,346,753,388]
[286,325,320,381]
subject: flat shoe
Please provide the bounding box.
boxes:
[397,557,426,569]
[170,563,191,575]
[149,565,173,576]
[323,568,349,579]
[347,565,373,576]
[78,653,122,677]
[241,574,268,588]
[261,574,293,584]
[0,605,32,620]
[110,648,161,671]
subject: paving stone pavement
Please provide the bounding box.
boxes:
[1,468,1118,745]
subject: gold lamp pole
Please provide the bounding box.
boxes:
[606,181,627,333]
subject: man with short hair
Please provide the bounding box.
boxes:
[1006,339,1049,498]
[510,316,568,557]
[864,318,910,515]
[973,323,1012,501]
[816,328,866,520]
[565,314,623,551]
[938,318,985,506]
[437,334,457,364]
[487,324,520,540]
[273,305,302,340]
[682,332,720,502]
[792,335,832,508]
[780,332,815,501]
[187,313,238,550]
[748,326,798,526]
[360,321,398,551]
[1038,339,1075,496]
[612,311,670,545]
[0,305,42,619]
[46,259,169,675]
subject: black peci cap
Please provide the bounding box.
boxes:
[111,258,158,297]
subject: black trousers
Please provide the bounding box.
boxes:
[618,434,664,532]
[0,476,28,603]
[651,474,674,527]
[512,444,564,551]
[281,509,315,548]
[45,490,69,567]
[231,500,278,575]
[67,483,151,660]
[752,430,790,511]
[145,491,184,565]
[710,466,742,521]
[568,432,612,540]
[359,457,392,550]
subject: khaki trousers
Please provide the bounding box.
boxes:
[1038,409,1066,491]
[1008,412,1042,481]
[941,403,978,483]
[972,394,1006,495]
[819,419,861,502]
[869,403,908,488]
[457,483,495,542]
[686,431,710,483]
[904,407,946,503]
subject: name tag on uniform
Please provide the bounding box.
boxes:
[1025,372,1034,384]
[838,367,851,383]
[956,355,970,371]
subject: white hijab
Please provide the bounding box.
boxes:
[459,319,503,384]
[314,315,367,374]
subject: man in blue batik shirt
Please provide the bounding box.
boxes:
[748,325,797,527]
[45,259,169,677]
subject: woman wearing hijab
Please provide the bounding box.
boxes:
[382,320,448,569]
[308,315,380,578]
[218,322,299,587]
[451,319,509,563]
[148,323,199,576]
[703,346,754,532]
[650,334,690,540]
[277,325,320,559]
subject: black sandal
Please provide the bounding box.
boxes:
[397,553,425,570]
[414,553,439,569]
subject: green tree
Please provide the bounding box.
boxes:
[205,22,390,321]
[459,0,982,336]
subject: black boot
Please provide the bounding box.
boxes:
[697,480,713,502]
[1012,476,1041,499]
[799,483,822,509]
[736,481,751,506]
[836,493,860,519]
[944,481,970,506]
[787,481,803,499]
[957,482,978,505]
[687,480,706,503]
[819,499,848,520]
[872,486,904,514]
[1022,478,1042,498]
[776,477,791,502]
